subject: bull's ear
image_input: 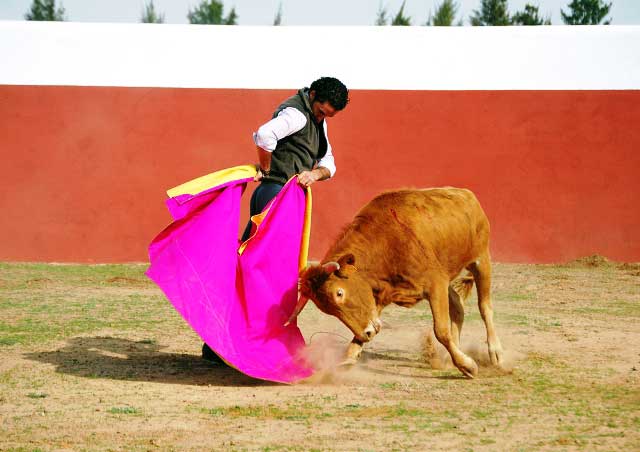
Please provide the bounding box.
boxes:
[321,261,340,274]
[336,253,357,277]
[338,253,356,267]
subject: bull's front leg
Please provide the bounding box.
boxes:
[340,338,364,366]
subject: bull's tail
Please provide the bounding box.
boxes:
[451,274,475,305]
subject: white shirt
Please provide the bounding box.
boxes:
[253,107,336,177]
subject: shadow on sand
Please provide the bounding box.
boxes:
[24,336,279,387]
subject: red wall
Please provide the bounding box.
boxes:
[1,86,639,263]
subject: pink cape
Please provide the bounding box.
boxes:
[146,175,314,383]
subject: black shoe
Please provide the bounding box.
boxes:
[202,343,226,364]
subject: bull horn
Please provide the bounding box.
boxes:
[322,261,340,273]
[284,295,310,327]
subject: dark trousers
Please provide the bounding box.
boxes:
[240,182,284,242]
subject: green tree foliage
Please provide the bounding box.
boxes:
[391,0,411,25]
[25,0,66,21]
[375,2,390,25]
[470,0,511,26]
[561,0,612,25]
[512,3,551,25]
[187,0,238,25]
[375,2,410,26]
[141,1,165,23]
[273,2,283,26]
[225,7,238,25]
[375,3,389,25]
[427,0,461,26]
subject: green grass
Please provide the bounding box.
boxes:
[0,262,150,284]
[0,263,178,347]
[392,404,428,418]
[195,401,439,424]
[498,313,564,330]
[1,262,639,451]
[573,299,640,318]
[26,392,47,399]
[198,404,311,421]
[2,448,46,452]
[108,406,141,415]
[495,292,536,302]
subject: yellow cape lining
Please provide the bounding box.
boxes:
[166,165,311,271]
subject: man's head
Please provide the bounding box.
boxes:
[308,77,349,123]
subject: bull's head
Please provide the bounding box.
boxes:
[285,254,381,343]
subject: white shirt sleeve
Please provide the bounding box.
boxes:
[253,106,336,178]
[253,107,307,151]
[317,120,336,178]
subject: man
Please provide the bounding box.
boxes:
[241,76,349,241]
[202,76,349,362]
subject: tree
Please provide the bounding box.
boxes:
[273,2,283,26]
[427,0,461,26]
[391,0,411,25]
[470,0,511,26]
[25,0,66,21]
[375,2,390,25]
[187,0,238,25]
[561,0,612,25]
[224,6,238,25]
[512,3,551,25]
[141,1,165,23]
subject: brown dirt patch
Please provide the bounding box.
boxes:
[1,261,639,451]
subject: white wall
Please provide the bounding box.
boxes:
[1,21,639,90]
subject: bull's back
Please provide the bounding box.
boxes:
[358,188,489,274]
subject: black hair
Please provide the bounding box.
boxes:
[309,77,349,111]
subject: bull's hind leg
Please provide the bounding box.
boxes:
[448,285,465,347]
[422,289,463,369]
[467,251,503,365]
[429,280,478,378]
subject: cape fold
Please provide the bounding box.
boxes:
[146,165,314,383]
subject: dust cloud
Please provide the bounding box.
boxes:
[305,333,348,367]
[420,330,523,373]
[297,333,376,384]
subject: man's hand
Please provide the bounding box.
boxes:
[255,147,272,182]
[297,170,318,188]
[254,165,264,182]
[297,167,330,188]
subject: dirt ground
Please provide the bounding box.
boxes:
[0,257,639,451]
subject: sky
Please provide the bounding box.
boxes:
[1,0,639,26]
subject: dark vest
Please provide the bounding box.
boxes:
[263,88,328,185]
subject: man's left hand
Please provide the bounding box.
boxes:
[297,170,319,188]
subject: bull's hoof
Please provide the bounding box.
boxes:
[459,358,479,379]
[488,342,504,366]
[345,340,363,359]
[337,340,364,368]
[338,357,359,367]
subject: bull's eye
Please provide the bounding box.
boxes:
[337,288,344,298]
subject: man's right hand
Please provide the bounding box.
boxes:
[256,147,272,182]
[254,165,264,182]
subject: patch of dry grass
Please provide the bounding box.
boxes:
[0,261,639,451]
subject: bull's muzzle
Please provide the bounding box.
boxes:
[362,318,382,342]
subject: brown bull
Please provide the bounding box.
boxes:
[286,187,503,378]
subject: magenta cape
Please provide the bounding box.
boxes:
[146,172,314,383]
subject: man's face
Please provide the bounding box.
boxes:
[309,91,338,123]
